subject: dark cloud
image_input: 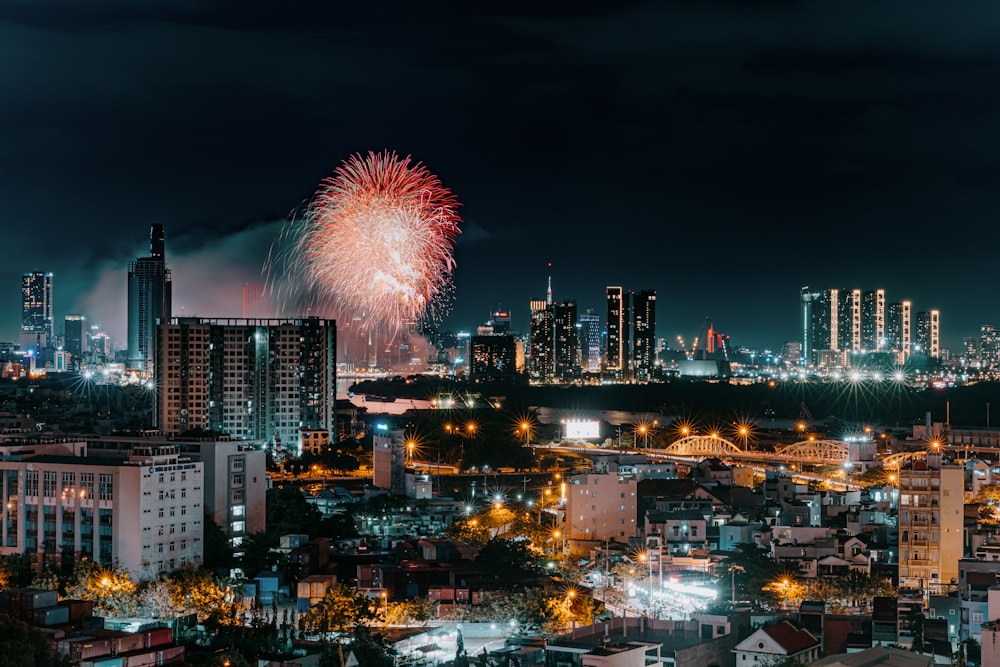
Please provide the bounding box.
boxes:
[2,1,1000,350]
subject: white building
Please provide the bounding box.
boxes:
[0,444,203,580]
[733,621,819,665]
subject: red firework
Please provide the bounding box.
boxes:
[292,151,462,331]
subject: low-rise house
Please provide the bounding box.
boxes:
[733,620,819,665]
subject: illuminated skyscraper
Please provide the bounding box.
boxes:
[553,300,579,379]
[632,290,656,379]
[606,286,629,377]
[915,310,941,359]
[64,314,86,358]
[578,309,602,373]
[529,298,554,379]
[861,289,885,351]
[128,224,172,373]
[20,270,53,356]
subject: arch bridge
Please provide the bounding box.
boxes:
[658,435,853,466]
[662,435,742,458]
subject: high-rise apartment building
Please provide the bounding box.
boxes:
[982,325,1000,369]
[804,288,936,365]
[0,444,204,580]
[897,453,963,592]
[632,290,656,379]
[64,314,86,358]
[579,309,602,373]
[21,271,53,355]
[128,224,172,374]
[606,287,630,377]
[915,310,941,359]
[861,289,886,351]
[156,317,336,455]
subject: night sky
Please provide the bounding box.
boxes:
[3,1,999,352]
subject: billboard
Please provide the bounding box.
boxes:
[564,420,601,440]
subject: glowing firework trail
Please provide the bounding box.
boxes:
[281,151,461,331]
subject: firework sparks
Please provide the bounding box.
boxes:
[275,151,461,332]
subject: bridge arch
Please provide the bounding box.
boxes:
[778,439,850,463]
[663,435,743,458]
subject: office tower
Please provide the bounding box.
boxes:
[982,325,1000,369]
[64,314,86,358]
[606,286,630,376]
[915,310,941,359]
[897,452,963,592]
[861,289,885,351]
[20,271,53,355]
[553,300,579,379]
[155,317,336,455]
[632,290,656,379]
[529,298,554,379]
[128,224,172,373]
[469,334,517,383]
[0,444,204,580]
[579,309,602,373]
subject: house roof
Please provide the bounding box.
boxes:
[762,621,820,654]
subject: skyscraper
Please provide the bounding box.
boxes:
[155,317,336,454]
[632,290,656,379]
[606,286,629,377]
[529,298,554,379]
[64,314,86,358]
[915,310,941,359]
[128,224,172,373]
[553,300,579,379]
[861,289,885,351]
[578,309,602,373]
[20,270,53,356]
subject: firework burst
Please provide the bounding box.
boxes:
[274,151,462,332]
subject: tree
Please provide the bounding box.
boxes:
[168,567,244,635]
[302,584,373,638]
[266,485,322,538]
[63,560,139,617]
[0,553,34,589]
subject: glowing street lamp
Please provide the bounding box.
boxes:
[519,421,531,445]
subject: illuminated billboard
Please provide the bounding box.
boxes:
[564,420,601,440]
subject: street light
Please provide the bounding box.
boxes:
[519,421,531,445]
[637,424,649,449]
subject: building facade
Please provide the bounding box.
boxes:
[128,224,172,374]
[21,270,53,356]
[606,286,629,378]
[155,317,336,455]
[566,469,638,543]
[632,290,656,380]
[0,445,204,580]
[897,453,964,591]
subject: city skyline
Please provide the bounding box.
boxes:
[3,3,999,351]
